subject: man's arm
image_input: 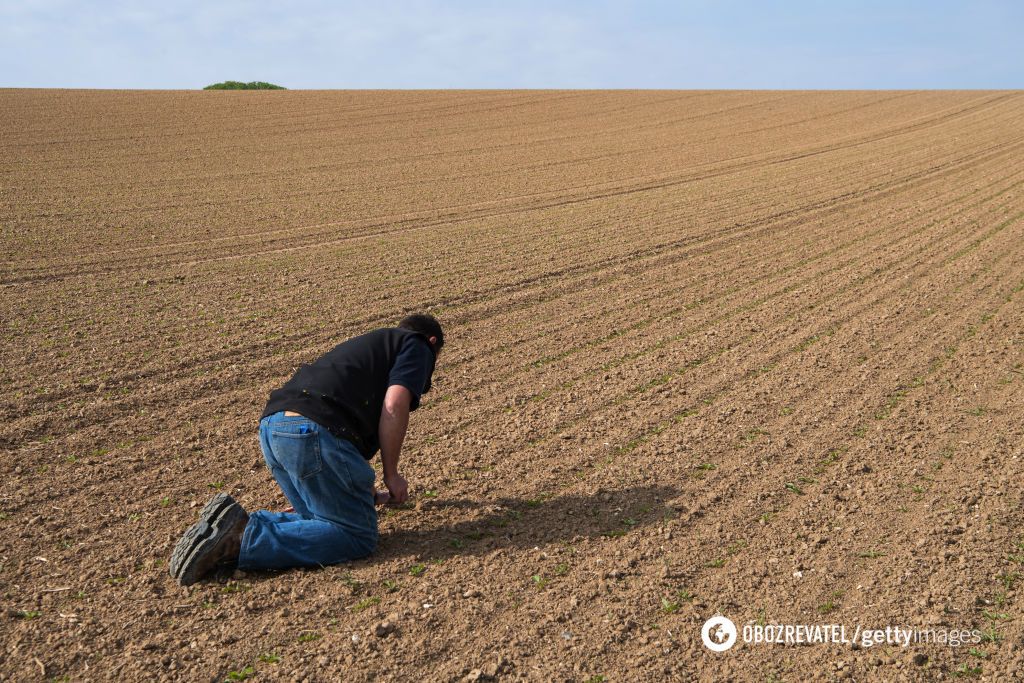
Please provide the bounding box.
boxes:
[379,384,412,504]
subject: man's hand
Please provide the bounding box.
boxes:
[383,472,409,504]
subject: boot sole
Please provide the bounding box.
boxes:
[169,493,246,586]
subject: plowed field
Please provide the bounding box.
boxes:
[2,90,1023,681]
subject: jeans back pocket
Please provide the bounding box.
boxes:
[269,426,323,480]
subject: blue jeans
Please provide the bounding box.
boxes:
[238,412,378,570]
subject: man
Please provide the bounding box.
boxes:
[169,313,443,586]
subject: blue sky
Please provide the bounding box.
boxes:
[2,0,1020,89]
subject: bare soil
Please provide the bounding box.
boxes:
[1,90,1023,681]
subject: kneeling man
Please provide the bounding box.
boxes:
[170,314,443,585]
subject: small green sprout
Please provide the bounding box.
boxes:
[225,666,255,681]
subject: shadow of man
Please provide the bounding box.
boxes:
[375,483,682,562]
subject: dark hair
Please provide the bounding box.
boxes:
[398,313,444,353]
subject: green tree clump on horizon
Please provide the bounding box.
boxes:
[203,81,286,90]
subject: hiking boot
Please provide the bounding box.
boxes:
[169,493,249,586]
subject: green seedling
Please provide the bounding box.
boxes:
[409,563,426,577]
[997,572,1018,590]
[661,597,681,614]
[741,428,765,442]
[979,626,1002,644]
[526,492,553,508]
[258,653,281,664]
[221,582,249,593]
[726,540,747,555]
[692,462,716,479]
[225,666,254,681]
[297,632,321,643]
[340,573,363,593]
[784,482,803,495]
[616,438,643,453]
[351,596,380,612]
[661,587,694,614]
[794,334,820,352]
[954,663,982,678]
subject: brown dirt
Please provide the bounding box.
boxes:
[1,90,1023,682]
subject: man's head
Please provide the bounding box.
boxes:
[398,313,444,355]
